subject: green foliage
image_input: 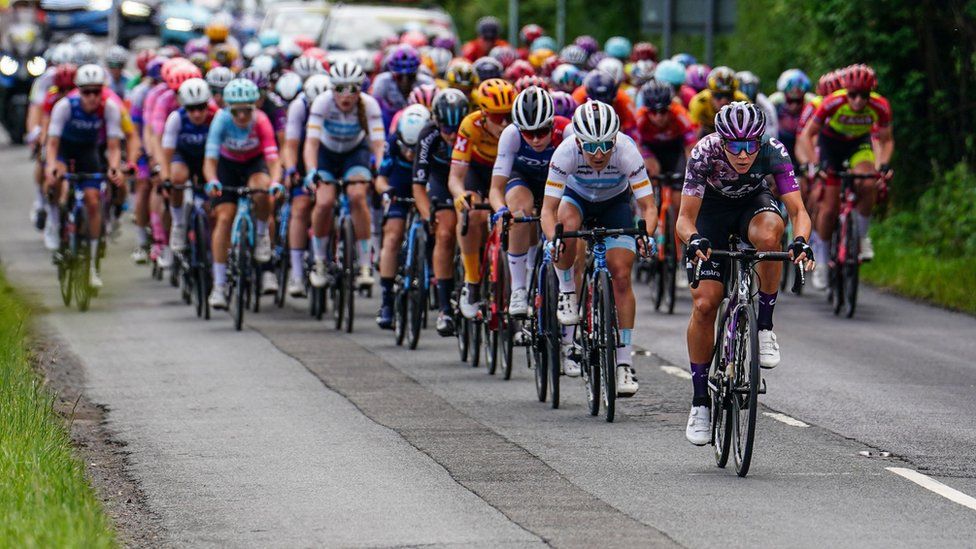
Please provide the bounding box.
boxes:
[0,273,116,548]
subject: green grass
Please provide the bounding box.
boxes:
[0,271,117,548]
[862,233,976,316]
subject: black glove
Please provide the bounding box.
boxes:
[788,235,814,262]
[686,233,711,260]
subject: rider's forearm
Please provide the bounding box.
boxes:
[282,139,298,171]
[488,174,507,211]
[45,137,60,172]
[412,184,431,220]
[302,137,319,173]
[636,195,658,235]
[159,148,174,181]
[448,163,468,198]
[203,157,218,183]
[267,158,282,183]
[877,134,894,167]
[795,124,819,164]
[370,140,385,172]
[540,197,559,240]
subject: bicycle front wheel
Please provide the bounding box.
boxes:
[711,298,732,468]
[844,216,860,318]
[544,263,561,409]
[342,217,356,333]
[232,224,250,331]
[731,304,760,477]
[595,271,618,423]
[406,231,426,350]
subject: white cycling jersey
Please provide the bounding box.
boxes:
[305,90,384,153]
[544,133,652,203]
[284,94,309,142]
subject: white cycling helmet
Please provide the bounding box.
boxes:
[250,54,275,75]
[275,71,303,102]
[512,86,554,131]
[303,74,331,102]
[105,45,129,67]
[396,104,432,146]
[292,55,325,79]
[427,47,453,75]
[596,57,625,86]
[75,64,106,88]
[178,77,211,106]
[50,44,74,66]
[242,40,262,60]
[329,59,365,87]
[572,100,620,144]
[205,66,234,90]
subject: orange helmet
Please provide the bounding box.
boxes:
[476,78,515,114]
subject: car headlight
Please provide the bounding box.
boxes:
[89,0,112,11]
[27,57,46,77]
[121,0,151,18]
[0,56,19,77]
[165,17,194,32]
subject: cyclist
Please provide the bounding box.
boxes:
[413,88,469,336]
[281,74,330,298]
[676,102,813,445]
[517,24,545,60]
[462,16,510,62]
[489,86,575,372]
[688,66,750,137]
[768,69,815,162]
[636,80,697,178]
[797,64,892,284]
[203,78,283,310]
[159,78,216,254]
[444,60,478,101]
[370,45,435,130]
[572,70,638,139]
[206,66,234,108]
[302,60,385,290]
[540,101,658,396]
[736,71,778,140]
[125,56,163,263]
[44,64,126,289]
[449,78,516,320]
[375,105,432,328]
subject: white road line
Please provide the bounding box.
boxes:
[887,467,976,512]
[762,412,809,428]
[659,365,692,380]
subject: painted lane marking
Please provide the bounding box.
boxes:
[659,365,692,380]
[762,412,809,427]
[887,467,976,512]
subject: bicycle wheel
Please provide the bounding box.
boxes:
[580,277,599,416]
[663,211,677,314]
[544,264,562,409]
[830,229,844,315]
[232,224,250,331]
[58,249,73,307]
[711,298,733,468]
[73,244,91,312]
[484,268,498,375]
[333,230,347,330]
[731,304,760,477]
[394,287,407,346]
[342,217,356,333]
[595,271,618,423]
[844,217,860,318]
[406,232,426,350]
[275,253,289,308]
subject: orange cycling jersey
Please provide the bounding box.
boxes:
[797,96,823,132]
[635,102,698,147]
[452,110,500,166]
[571,87,637,136]
[812,89,891,141]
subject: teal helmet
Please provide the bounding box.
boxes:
[654,59,686,87]
[530,36,558,53]
[604,36,632,60]
[258,29,280,48]
[223,78,260,105]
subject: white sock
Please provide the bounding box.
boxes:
[90,240,100,266]
[213,262,227,287]
[312,236,328,262]
[555,266,575,293]
[256,220,268,236]
[616,344,634,367]
[525,245,538,281]
[47,203,60,227]
[561,326,573,344]
[855,212,870,239]
[508,252,527,291]
[170,205,185,224]
[35,187,45,205]
[357,239,371,267]
[290,249,304,280]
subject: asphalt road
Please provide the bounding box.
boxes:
[2,144,975,547]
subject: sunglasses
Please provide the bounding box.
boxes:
[335,84,361,94]
[580,140,615,155]
[485,112,511,125]
[185,103,208,112]
[439,123,459,134]
[724,139,760,156]
[520,125,552,139]
[848,90,870,100]
[80,87,102,96]
[786,96,803,104]
[648,106,669,115]
[231,106,254,116]
[713,92,732,101]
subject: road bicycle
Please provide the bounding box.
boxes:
[164,179,212,320]
[648,172,684,314]
[55,172,105,312]
[826,169,883,318]
[455,201,493,368]
[553,221,649,423]
[389,196,432,350]
[220,187,268,331]
[689,234,805,477]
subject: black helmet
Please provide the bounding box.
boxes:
[477,16,501,41]
[639,79,674,110]
[432,88,469,130]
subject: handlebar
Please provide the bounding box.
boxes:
[552,220,648,262]
[500,213,540,251]
[62,172,105,181]
[459,202,493,236]
[651,172,684,189]
[689,247,806,294]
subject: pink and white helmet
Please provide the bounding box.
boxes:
[714,101,766,140]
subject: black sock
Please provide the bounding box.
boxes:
[466,282,480,303]
[691,362,710,407]
[437,278,453,314]
[758,291,777,331]
[381,277,394,307]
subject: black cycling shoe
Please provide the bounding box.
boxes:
[436,312,455,337]
[376,304,394,330]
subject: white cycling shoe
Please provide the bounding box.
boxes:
[157,245,174,269]
[131,247,149,265]
[355,265,375,287]
[209,285,228,310]
[556,292,579,325]
[309,260,328,288]
[616,365,639,397]
[508,288,529,317]
[758,330,780,369]
[170,224,187,251]
[44,223,61,251]
[686,406,711,446]
[89,268,103,290]
[859,236,874,261]
[459,285,480,320]
[811,262,828,290]
[261,271,279,295]
[287,277,307,298]
[561,342,581,377]
[254,233,272,263]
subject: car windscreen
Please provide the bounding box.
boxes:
[324,11,452,50]
[268,9,327,40]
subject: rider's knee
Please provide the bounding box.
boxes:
[691,293,720,320]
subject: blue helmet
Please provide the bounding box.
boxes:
[583,70,618,104]
[530,36,558,53]
[777,69,812,97]
[388,45,421,75]
[654,59,686,87]
[258,29,280,48]
[671,52,697,67]
[604,36,632,60]
[223,78,260,105]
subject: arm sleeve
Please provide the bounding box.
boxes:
[544,141,572,199]
[675,106,699,147]
[412,126,435,184]
[491,125,519,178]
[870,95,892,128]
[47,98,70,138]
[256,113,279,161]
[204,111,226,160]
[104,101,124,140]
[811,94,839,126]
[767,137,800,195]
[305,95,325,140]
[150,91,171,135]
[284,99,306,141]
[364,95,386,143]
[161,111,181,150]
[682,139,709,198]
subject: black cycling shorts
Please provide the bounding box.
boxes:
[214,155,269,206]
[693,188,781,282]
[462,161,493,196]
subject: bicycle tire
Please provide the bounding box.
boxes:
[333,227,346,330]
[342,217,356,334]
[545,263,561,409]
[275,254,288,308]
[394,289,407,346]
[469,318,482,368]
[58,250,72,307]
[406,230,426,350]
[664,209,677,314]
[192,211,209,318]
[73,246,91,312]
[232,223,249,331]
[581,275,599,417]
[844,216,859,318]
[830,229,844,315]
[596,271,618,423]
[483,273,497,374]
[731,304,760,477]
[711,298,732,468]
[495,247,514,378]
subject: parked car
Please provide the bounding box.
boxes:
[41,0,110,37]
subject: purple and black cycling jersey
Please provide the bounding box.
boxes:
[683,133,798,200]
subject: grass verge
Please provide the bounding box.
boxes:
[0,270,116,547]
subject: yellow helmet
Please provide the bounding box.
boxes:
[476,78,515,114]
[446,60,477,91]
[205,21,230,43]
[528,48,555,69]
